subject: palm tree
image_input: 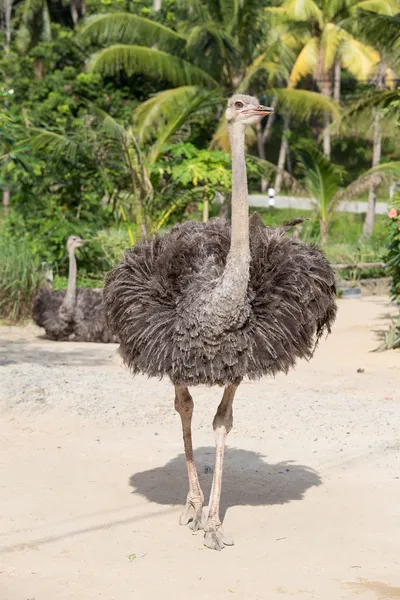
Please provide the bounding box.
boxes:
[297,145,400,243]
[353,8,400,236]
[81,1,340,197]
[0,0,13,52]
[268,0,395,159]
[16,0,86,74]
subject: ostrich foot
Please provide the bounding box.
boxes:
[179,498,204,532]
[204,526,234,551]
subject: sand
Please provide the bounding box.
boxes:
[0,296,399,600]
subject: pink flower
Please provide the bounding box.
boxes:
[398,225,400,232]
[388,208,398,218]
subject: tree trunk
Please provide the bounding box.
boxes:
[363,62,385,237]
[317,48,332,160]
[256,98,277,192]
[2,187,10,216]
[153,0,162,10]
[70,0,79,25]
[333,60,341,104]
[323,112,331,160]
[320,218,328,245]
[80,0,86,16]
[34,58,44,79]
[2,0,13,53]
[203,197,209,222]
[274,111,290,194]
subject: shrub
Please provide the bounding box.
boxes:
[0,236,43,322]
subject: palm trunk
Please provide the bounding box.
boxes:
[323,112,331,160]
[256,98,277,192]
[333,60,341,104]
[203,188,209,222]
[275,111,290,194]
[2,188,10,216]
[34,58,44,79]
[363,62,385,237]
[317,48,332,160]
[3,0,13,53]
[70,0,79,25]
[320,218,328,245]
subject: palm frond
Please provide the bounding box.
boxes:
[185,23,238,77]
[30,130,80,163]
[80,13,186,54]
[354,0,399,14]
[321,23,343,71]
[338,32,379,79]
[134,86,202,144]
[355,9,400,54]
[296,146,339,218]
[149,90,219,163]
[88,45,218,89]
[276,0,324,26]
[273,88,341,120]
[336,161,400,201]
[289,36,319,87]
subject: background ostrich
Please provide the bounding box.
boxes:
[33,235,116,342]
[104,95,337,551]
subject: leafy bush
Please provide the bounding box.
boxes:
[386,200,400,302]
[0,236,43,322]
[375,199,400,351]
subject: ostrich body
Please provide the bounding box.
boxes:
[33,236,116,342]
[104,95,337,550]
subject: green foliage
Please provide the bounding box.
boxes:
[1,0,400,324]
[386,198,400,302]
[0,234,43,322]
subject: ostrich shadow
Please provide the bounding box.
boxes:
[129,447,321,519]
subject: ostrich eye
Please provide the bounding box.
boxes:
[234,101,244,109]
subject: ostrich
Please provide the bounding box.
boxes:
[104,95,337,551]
[33,235,116,342]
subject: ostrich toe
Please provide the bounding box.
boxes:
[204,527,234,551]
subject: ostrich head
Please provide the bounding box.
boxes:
[225,94,274,126]
[66,235,86,252]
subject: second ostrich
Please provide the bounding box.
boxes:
[104,95,337,550]
[33,236,116,342]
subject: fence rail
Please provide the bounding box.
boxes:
[332,262,387,270]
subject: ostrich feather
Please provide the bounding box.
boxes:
[104,218,337,386]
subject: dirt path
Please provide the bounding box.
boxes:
[0,297,399,600]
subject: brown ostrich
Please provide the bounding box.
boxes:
[103,95,337,550]
[33,235,116,342]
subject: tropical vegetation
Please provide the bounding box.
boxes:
[1,0,400,327]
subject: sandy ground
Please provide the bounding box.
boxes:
[0,296,399,600]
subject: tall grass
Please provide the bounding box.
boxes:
[0,237,43,322]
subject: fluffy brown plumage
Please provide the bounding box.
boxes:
[104,216,337,386]
[32,287,117,342]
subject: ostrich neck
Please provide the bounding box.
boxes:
[228,122,250,262]
[202,122,250,331]
[61,248,77,314]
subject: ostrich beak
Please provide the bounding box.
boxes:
[250,105,274,116]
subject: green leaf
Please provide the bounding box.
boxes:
[88,45,218,89]
[296,145,339,220]
[80,13,186,54]
[273,88,341,120]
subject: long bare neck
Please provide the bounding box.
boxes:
[61,248,77,312]
[203,121,250,330]
[228,122,250,261]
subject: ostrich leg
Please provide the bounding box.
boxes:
[203,379,240,550]
[174,385,204,531]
